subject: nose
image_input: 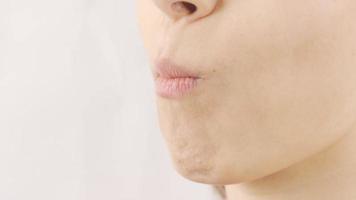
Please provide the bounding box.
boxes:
[153,0,219,23]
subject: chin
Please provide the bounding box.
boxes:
[169,152,250,185]
[171,157,216,184]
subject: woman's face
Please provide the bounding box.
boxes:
[136,0,356,184]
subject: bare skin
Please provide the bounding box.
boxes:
[136,0,356,199]
[225,126,356,200]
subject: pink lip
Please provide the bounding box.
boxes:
[154,58,202,99]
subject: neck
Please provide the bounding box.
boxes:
[225,125,356,200]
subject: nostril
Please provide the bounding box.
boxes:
[171,1,197,15]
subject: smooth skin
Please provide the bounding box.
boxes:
[136,0,356,199]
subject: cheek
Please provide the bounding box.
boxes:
[209,1,356,183]
[215,0,356,134]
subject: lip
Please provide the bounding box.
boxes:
[153,58,202,99]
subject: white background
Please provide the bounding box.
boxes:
[0,0,221,199]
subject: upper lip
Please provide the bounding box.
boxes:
[154,57,201,79]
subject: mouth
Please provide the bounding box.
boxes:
[154,58,202,99]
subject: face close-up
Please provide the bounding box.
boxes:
[136,0,356,185]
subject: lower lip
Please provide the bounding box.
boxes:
[155,77,200,99]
